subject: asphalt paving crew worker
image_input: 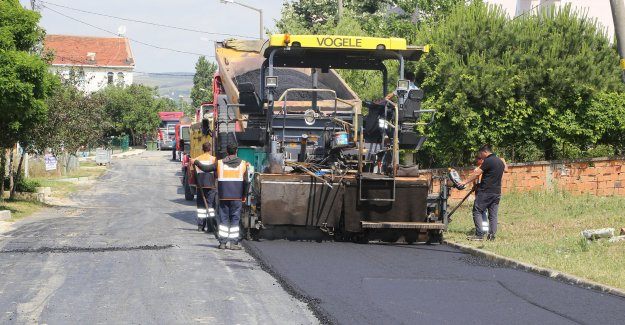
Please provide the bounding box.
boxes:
[194,143,249,250]
[460,144,505,241]
[194,142,217,232]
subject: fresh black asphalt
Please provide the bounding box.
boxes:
[245,240,625,325]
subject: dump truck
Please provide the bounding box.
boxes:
[157,111,185,156]
[201,34,453,243]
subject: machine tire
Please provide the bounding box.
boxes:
[426,230,443,245]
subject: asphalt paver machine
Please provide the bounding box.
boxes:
[213,34,451,243]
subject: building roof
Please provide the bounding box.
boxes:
[44,34,135,68]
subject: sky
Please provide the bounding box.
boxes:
[21,0,286,73]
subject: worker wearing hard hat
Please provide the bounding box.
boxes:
[194,142,217,232]
[460,144,505,241]
[193,143,249,250]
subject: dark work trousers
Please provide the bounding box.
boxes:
[217,200,242,244]
[196,188,216,230]
[472,192,501,237]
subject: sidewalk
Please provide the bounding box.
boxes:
[80,148,145,162]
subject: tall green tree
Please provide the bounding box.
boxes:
[96,84,162,145]
[190,56,217,107]
[31,82,108,174]
[0,0,54,198]
[414,2,623,165]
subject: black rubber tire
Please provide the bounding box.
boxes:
[426,230,443,245]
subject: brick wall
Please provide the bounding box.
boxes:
[417,157,625,200]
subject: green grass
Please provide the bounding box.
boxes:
[29,163,107,197]
[446,190,625,290]
[1,162,108,221]
[0,200,45,221]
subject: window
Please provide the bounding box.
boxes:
[117,72,124,85]
[107,72,114,84]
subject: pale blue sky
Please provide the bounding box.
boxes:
[21,0,285,72]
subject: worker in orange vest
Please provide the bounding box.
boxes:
[194,142,217,232]
[194,143,249,250]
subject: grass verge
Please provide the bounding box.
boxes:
[0,162,107,222]
[446,190,625,290]
[0,200,45,222]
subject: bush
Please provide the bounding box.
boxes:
[3,177,40,193]
[413,2,623,166]
[584,144,615,158]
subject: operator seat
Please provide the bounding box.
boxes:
[400,88,424,120]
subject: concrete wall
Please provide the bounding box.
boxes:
[418,157,625,200]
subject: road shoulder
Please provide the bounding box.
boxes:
[445,240,625,299]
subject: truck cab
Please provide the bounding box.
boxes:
[157,111,184,154]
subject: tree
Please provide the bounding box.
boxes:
[30,81,108,174]
[413,2,623,166]
[0,0,53,199]
[190,56,217,107]
[96,84,162,145]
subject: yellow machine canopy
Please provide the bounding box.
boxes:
[263,34,429,70]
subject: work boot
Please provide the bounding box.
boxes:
[230,242,242,250]
[487,234,496,241]
[466,235,484,241]
[218,242,227,250]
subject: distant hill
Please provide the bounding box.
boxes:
[134,72,194,101]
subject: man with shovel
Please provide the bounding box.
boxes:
[193,142,217,232]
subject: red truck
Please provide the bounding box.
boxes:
[157,111,184,159]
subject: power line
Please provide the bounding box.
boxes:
[512,1,555,21]
[42,4,214,57]
[40,1,255,39]
[49,54,196,77]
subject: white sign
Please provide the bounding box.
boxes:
[44,154,57,171]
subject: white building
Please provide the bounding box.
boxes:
[486,0,615,37]
[44,35,135,93]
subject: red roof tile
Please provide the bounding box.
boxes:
[44,35,135,68]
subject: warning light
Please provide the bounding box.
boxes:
[284,34,291,45]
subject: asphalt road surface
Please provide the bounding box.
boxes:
[3,151,625,325]
[246,238,625,325]
[0,151,317,324]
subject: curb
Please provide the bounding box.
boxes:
[0,210,11,221]
[444,240,625,299]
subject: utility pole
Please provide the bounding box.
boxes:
[220,0,263,40]
[338,0,343,21]
[30,0,35,10]
[610,0,625,82]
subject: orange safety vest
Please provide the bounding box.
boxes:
[217,159,247,200]
[195,153,216,188]
[196,153,216,168]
